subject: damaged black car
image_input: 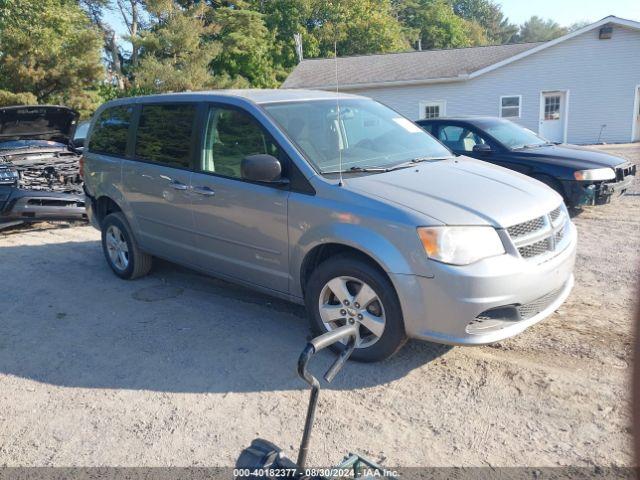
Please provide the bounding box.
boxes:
[417,117,637,208]
[0,105,86,227]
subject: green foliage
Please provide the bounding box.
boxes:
[0,90,38,106]
[133,3,221,92]
[513,16,568,43]
[0,0,579,110]
[396,0,487,50]
[0,0,103,116]
[312,0,409,57]
[251,0,319,71]
[209,7,280,87]
[449,0,518,44]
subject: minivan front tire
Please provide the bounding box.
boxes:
[305,255,406,362]
[101,212,153,280]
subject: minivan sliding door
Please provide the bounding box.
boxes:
[121,103,198,266]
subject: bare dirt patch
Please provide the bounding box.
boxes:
[0,144,638,467]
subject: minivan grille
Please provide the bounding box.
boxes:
[518,238,551,258]
[549,206,562,222]
[507,216,545,239]
[506,205,569,261]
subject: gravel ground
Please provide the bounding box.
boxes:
[0,144,638,468]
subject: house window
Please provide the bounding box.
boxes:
[419,101,446,119]
[500,96,521,118]
[544,95,561,120]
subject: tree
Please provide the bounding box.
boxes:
[514,16,568,43]
[81,0,127,89]
[209,7,280,87]
[0,0,104,116]
[133,3,221,92]
[0,90,38,107]
[313,0,409,57]
[449,0,517,44]
[249,0,319,71]
[395,0,487,50]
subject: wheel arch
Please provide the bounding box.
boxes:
[94,196,123,226]
[296,227,416,297]
[299,243,389,296]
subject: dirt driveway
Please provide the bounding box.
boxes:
[0,144,638,467]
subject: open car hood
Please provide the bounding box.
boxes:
[0,105,79,145]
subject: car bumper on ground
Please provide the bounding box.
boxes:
[0,188,87,223]
[391,221,577,346]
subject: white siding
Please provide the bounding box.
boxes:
[348,25,640,144]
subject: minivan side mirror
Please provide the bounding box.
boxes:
[72,138,84,148]
[472,143,492,154]
[241,154,286,184]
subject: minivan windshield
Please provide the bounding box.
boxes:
[263,99,452,174]
[479,119,550,150]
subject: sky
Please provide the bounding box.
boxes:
[497,0,640,25]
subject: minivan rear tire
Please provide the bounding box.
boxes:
[305,255,406,362]
[101,212,153,280]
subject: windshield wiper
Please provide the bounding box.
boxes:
[387,155,453,170]
[322,166,390,174]
[322,156,452,175]
[350,165,391,172]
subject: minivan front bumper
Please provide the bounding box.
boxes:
[391,221,577,345]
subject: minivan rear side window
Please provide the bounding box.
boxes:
[89,106,132,156]
[135,104,196,169]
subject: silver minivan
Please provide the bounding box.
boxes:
[83,90,577,361]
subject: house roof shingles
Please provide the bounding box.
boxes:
[282,42,544,89]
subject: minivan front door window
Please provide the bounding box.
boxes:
[203,107,281,179]
[263,99,451,174]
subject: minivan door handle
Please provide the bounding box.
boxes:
[168,180,189,191]
[191,185,216,197]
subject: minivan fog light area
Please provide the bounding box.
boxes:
[417,226,505,265]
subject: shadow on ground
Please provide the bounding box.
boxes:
[0,239,449,393]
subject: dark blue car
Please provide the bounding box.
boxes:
[417,117,636,208]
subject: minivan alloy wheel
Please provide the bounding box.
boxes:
[105,225,129,271]
[318,276,386,348]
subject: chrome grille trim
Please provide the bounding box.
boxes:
[507,216,545,238]
[518,238,551,258]
[506,204,569,261]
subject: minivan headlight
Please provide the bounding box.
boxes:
[573,168,615,181]
[417,226,505,265]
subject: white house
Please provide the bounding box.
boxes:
[282,16,640,145]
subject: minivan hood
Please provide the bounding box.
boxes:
[516,144,625,169]
[346,157,561,227]
[0,105,78,144]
